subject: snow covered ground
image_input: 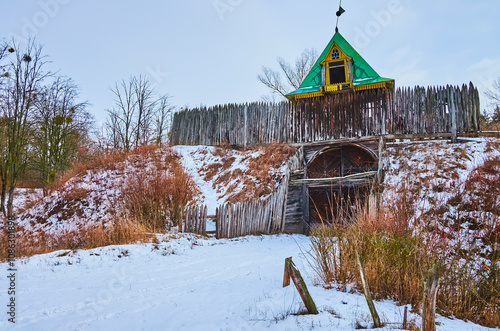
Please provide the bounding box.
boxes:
[2,139,498,330]
[9,188,43,215]
[1,234,494,331]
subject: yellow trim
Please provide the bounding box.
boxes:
[320,42,353,89]
[292,90,324,100]
[288,81,394,101]
[353,81,393,92]
[325,82,353,92]
[319,43,351,65]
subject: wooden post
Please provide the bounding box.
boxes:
[377,136,384,183]
[283,257,318,315]
[179,208,184,233]
[403,306,408,329]
[422,264,440,331]
[356,251,381,328]
[449,89,457,143]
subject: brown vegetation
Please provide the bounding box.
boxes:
[310,153,500,328]
[2,145,200,259]
[49,144,165,194]
[1,218,149,259]
[122,164,199,232]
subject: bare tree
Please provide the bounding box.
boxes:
[107,78,136,151]
[133,75,157,147]
[154,95,174,146]
[258,48,318,99]
[106,75,173,151]
[0,39,50,217]
[32,76,92,191]
[485,78,500,123]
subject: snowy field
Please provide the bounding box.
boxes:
[1,234,494,331]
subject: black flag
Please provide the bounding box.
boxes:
[336,6,345,17]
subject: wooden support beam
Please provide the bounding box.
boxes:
[289,171,377,186]
[403,306,408,330]
[283,257,318,315]
[289,136,380,148]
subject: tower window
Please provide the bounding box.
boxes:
[331,49,340,59]
[328,60,346,84]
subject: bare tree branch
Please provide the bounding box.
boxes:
[0,38,51,216]
[485,77,500,105]
[257,66,288,99]
[105,75,175,150]
[258,48,318,100]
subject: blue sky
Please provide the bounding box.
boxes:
[2,0,500,125]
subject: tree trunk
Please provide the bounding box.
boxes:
[6,183,16,218]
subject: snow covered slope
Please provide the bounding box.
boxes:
[13,145,290,236]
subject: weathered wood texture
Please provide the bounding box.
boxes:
[283,257,319,315]
[356,251,382,328]
[182,205,207,236]
[171,84,480,146]
[214,149,303,239]
[216,170,290,239]
[422,264,440,331]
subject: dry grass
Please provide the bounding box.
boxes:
[49,144,164,193]
[1,144,199,259]
[224,143,296,203]
[0,218,150,260]
[198,143,296,204]
[310,161,500,328]
[122,152,199,232]
[49,152,128,193]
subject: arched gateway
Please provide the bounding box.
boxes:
[285,140,382,233]
[306,144,377,224]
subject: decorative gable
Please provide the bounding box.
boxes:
[286,32,394,101]
[319,42,353,92]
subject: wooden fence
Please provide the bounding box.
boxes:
[171,84,480,146]
[215,171,290,239]
[180,150,301,238]
[182,205,207,236]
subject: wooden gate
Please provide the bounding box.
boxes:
[306,144,377,223]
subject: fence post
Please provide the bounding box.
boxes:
[422,264,440,331]
[377,136,384,183]
[356,251,381,328]
[179,208,185,233]
[449,88,457,143]
[283,257,318,314]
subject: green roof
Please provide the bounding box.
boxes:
[287,32,393,97]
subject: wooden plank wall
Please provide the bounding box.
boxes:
[171,84,480,146]
[183,205,207,236]
[215,170,290,239]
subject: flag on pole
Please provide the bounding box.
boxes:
[336,6,345,17]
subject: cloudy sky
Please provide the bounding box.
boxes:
[2,0,500,124]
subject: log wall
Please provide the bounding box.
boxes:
[215,170,290,239]
[182,205,207,236]
[171,84,480,146]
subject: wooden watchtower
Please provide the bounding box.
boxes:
[284,31,394,232]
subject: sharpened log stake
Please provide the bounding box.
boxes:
[283,257,318,315]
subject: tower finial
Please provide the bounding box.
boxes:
[335,0,345,33]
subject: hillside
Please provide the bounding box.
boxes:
[383,138,500,277]
[2,138,499,330]
[11,144,293,239]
